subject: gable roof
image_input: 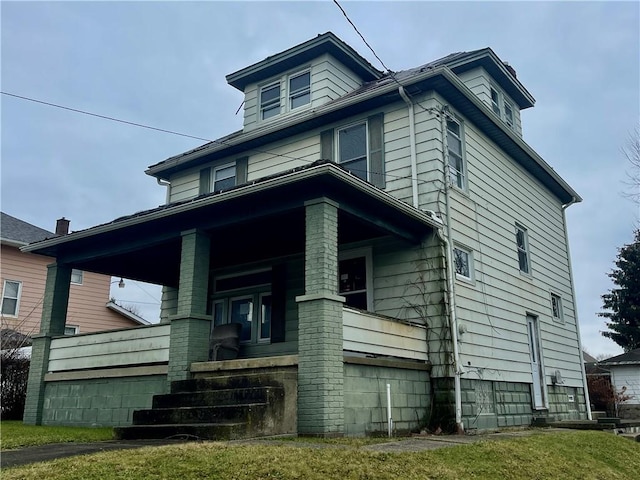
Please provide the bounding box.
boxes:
[1,212,56,247]
[599,348,640,366]
[226,32,383,91]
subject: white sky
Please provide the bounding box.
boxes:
[1,1,638,358]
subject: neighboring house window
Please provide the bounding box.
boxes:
[447,118,465,189]
[504,101,514,129]
[260,82,281,120]
[1,280,22,317]
[289,70,311,109]
[339,248,373,311]
[453,245,473,281]
[551,294,563,322]
[64,325,79,335]
[71,269,83,285]
[212,270,272,344]
[515,224,531,274]
[490,88,501,116]
[212,163,236,191]
[338,122,368,181]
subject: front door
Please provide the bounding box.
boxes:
[527,315,545,409]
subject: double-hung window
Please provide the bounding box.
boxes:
[339,249,373,311]
[289,71,310,110]
[71,269,83,285]
[1,280,22,317]
[447,118,465,189]
[453,245,473,281]
[490,88,501,116]
[515,224,531,274]
[551,294,563,322]
[504,101,514,129]
[212,163,236,191]
[260,82,281,120]
[338,122,368,181]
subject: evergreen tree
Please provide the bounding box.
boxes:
[600,230,640,352]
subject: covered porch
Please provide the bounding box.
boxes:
[23,162,442,436]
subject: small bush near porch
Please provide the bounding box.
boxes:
[3,431,639,480]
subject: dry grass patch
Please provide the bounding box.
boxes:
[3,430,639,480]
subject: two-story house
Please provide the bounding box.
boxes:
[1,212,147,345]
[22,33,589,436]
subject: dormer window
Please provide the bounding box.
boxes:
[289,71,310,109]
[504,101,514,129]
[260,83,281,120]
[490,88,501,116]
[490,85,516,131]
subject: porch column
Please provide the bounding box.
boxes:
[167,229,211,384]
[296,198,345,436]
[23,263,71,424]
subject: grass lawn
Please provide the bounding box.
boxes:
[1,421,113,450]
[3,430,639,480]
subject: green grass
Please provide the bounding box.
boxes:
[1,421,113,450]
[3,431,639,480]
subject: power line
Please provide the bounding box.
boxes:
[1,91,214,142]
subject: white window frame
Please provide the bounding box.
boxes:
[212,162,236,192]
[338,247,374,311]
[260,81,281,120]
[446,116,466,190]
[288,69,311,110]
[453,244,474,282]
[516,224,531,275]
[490,87,501,116]
[64,325,79,336]
[70,269,83,285]
[336,121,369,182]
[550,293,564,323]
[504,100,515,129]
[1,280,22,317]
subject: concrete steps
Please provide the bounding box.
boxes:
[114,375,286,441]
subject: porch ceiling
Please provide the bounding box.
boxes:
[23,163,439,287]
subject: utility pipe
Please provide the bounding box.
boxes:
[386,383,393,437]
[439,106,464,434]
[398,87,420,208]
[157,177,172,204]
[562,199,592,420]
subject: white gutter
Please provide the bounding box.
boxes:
[22,163,442,253]
[562,199,592,420]
[439,105,464,434]
[398,86,419,208]
[157,178,171,204]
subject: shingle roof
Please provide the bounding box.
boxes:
[599,348,640,365]
[0,212,56,245]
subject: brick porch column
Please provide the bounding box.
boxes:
[167,229,211,384]
[296,198,345,436]
[23,263,71,424]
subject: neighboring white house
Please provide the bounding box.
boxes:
[23,32,589,435]
[599,348,640,419]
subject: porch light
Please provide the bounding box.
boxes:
[111,278,126,288]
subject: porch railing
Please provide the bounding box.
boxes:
[342,308,428,361]
[47,324,170,373]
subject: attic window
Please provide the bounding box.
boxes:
[260,83,281,120]
[490,88,501,116]
[504,101,514,129]
[289,71,310,109]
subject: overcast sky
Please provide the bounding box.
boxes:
[2,1,638,358]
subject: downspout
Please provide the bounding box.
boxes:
[157,178,171,204]
[439,106,464,434]
[562,199,593,420]
[398,87,420,208]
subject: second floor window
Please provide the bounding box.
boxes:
[338,122,368,181]
[213,163,236,191]
[551,293,563,322]
[447,119,465,189]
[516,224,530,274]
[260,83,281,120]
[71,269,83,285]
[453,246,473,281]
[1,280,21,317]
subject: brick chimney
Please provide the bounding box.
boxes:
[55,217,70,236]
[503,61,517,79]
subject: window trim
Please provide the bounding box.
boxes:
[453,244,474,282]
[503,100,515,129]
[446,116,467,191]
[1,279,22,317]
[515,224,532,275]
[550,293,564,323]
[339,247,374,311]
[490,87,501,116]
[336,120,369,182]
[64,325,79,336]
[70,269,83,285]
